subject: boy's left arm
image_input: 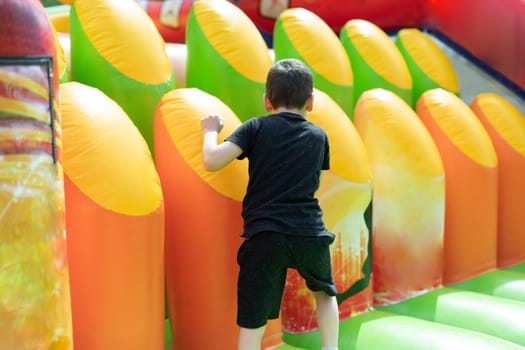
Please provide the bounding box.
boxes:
[201,114,243,171]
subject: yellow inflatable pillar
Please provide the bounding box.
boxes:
[354,89,445,306]
[273,8,354,117]
[340,20,412,108]
[281,90,372,347]
[417,89,498,285]
[471,93,525,268]
[61,82,165,350]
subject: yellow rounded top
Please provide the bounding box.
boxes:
[354,88,444,177]
[398,28,459,94]
[194,0,272,83]
[473,93,525,157]
[308,89,371,183]
[159,88,248,201]
[60,82,162,216]
[343,19,411,89]
[280,8,353,86]
[419,89,497,168]
[75,0,171,84]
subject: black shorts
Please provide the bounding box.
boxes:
[236,231,337,329]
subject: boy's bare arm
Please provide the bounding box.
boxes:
[201,114,243,171]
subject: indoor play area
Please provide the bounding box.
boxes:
[1,0,525,349]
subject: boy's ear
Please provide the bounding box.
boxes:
[263,94,273,112]
[305,93,314,112]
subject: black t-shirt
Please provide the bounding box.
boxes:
[226,112,331,239]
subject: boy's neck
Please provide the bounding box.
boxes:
[272,106,307,117]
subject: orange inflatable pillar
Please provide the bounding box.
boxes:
[155,88,248,349]
[417,89,498,285]
[471,93,525,268]
[61,82,165,350]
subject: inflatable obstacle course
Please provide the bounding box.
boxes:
[9,0,525,349]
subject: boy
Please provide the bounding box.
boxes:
[201,58,339,350]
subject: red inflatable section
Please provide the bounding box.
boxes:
[234,0,427,36]
[429,0,525,92]
[137,0,194,44]
[0,0,58,90]
[251,0,522,91]
[1,0,62,160]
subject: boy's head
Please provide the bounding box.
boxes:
[265,58,313,112]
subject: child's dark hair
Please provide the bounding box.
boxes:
[265,58,313,110]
